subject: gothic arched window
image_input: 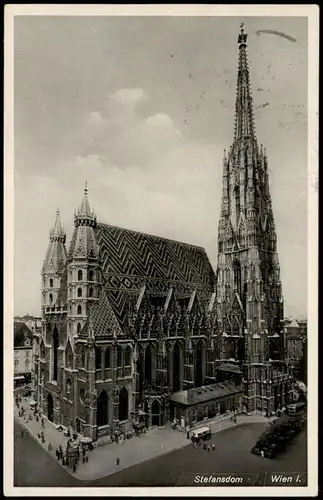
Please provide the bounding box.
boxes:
[89,270,94,281]
[117,346,122,367]
[233,260,242,296]
[77,322,82,334]
[66,342,73,368]
[77,305,82,315]
[96,347,102,370]
[77,287,82,298]
[124,346,131,366]
[66,378,72,395]
[49,278,53,288]
[89,287,93,298]
[78,270,83,281]
[235,186,240,226]
[52,327,59,381]
[49,293,53,305]
[105,348,111,368]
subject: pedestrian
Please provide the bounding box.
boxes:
[48,442,52,451]
[207,444,211,452]
[116,457,120,466]
[41,418,45,428]
[212,443,215,451]
[203,443,207,451]
[187,431,190,439]
[86,455,89,463]
[62,456,65,466]
[260,450,265,458]
[56,449,59,460]
[21,429,24,438]
[73,464,76,473]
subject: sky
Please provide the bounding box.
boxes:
[14,15,308,318]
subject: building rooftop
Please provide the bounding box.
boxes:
[14,322,33,348]
[94,222,216,329]
[170,382,242,406]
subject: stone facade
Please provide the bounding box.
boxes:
[215,24,293,414]
[34,24,293,441]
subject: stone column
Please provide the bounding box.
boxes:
[141,348,146,394]
[147,398,152,429]
[201,342,206,385]
[88,390,97,441]
[168,344,173,391]
[112,385,119,429]
[152,346,157,387]
[179,344,184,390]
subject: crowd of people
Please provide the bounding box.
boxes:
[15,393,95,474]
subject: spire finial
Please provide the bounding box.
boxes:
[84,180,88,196]
[238,22,248,47]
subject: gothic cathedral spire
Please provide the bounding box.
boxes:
[216,24,287,415]
[41,208,67,309]
[234,23,256,141]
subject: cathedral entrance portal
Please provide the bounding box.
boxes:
[47,393,54,422]
[97,390,109,427]
[119,387,129,421]
[151,400,160,426]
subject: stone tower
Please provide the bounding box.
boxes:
[216,24,290,414]
[40,208,67,419]
[67,182,101,344]
[41,208,67,312]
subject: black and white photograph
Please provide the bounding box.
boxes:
[4,4,318,497]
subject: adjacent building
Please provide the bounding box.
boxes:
[34,24,293,442]
[14,322,33,388]
[285,319,307,381]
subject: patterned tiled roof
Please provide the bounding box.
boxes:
[42,210,67,275]
[81,290,123,338]
[68,224,100,261]
[94,223,215,328]
[96,223,215,286]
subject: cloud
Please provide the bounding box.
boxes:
[78,88,183,167]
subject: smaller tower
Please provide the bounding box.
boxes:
[67,182,101,341]
[41,208,67,312]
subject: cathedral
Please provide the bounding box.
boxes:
[33,24,293,442]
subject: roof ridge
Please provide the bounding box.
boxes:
[96,222,206,251]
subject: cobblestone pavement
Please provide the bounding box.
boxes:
[15,397,276,481]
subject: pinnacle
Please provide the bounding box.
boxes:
[75,181,97,226]
[50,208,66,242]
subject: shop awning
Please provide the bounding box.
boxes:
[14,375,25,380]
